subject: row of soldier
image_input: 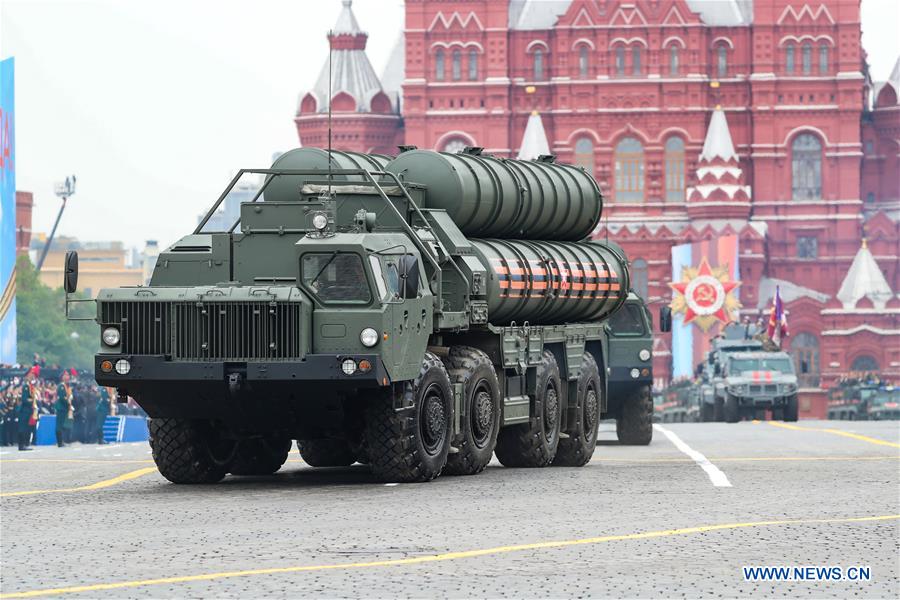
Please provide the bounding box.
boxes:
[0,366,116,450]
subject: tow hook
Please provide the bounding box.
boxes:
[227,372,242,397]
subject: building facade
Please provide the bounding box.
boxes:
[296,0,900,406]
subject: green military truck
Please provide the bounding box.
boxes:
[603,293,670,443]
[65,147,635,484]
[828,377,900,420]
[656,378,700,423]
[697,335,765,421]
[716,351,799,422]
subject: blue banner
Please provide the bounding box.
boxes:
[0,57,16,364]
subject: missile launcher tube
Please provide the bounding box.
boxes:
[264,148,391,203]
[385,150,602,240]
[471,239,629,325]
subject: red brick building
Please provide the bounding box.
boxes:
[296,0,900,404]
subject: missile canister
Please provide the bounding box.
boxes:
[264,148,391,203]
[385,150,602,240]
[472,239,629,325]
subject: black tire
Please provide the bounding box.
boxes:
[297,439,356,467]
[149,418,235,484]
[495,350,562,467]
[442,346,501,476]
[616,384,653,445]
[713,396,725,422]
[228,436,291,475]
[364,352,453,483]
[724,394,740,423]
[783,395,799,422]
[554,352,601,466]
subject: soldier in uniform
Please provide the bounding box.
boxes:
[96,386,113,444]
[18,367,39,451]
[54,370,75,447]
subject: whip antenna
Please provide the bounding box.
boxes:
[327,30,333,199]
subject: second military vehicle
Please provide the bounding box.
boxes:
[827,377,900,420]
[697,333,765,421]
[716,351,799,422]
[66,147,640,484]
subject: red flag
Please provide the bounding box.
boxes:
[766,286,789,346]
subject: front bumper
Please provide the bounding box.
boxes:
[730,393,796,408]
[95,354,390,387]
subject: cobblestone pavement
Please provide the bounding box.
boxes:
[1,420,898,598]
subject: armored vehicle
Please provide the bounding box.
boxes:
[698,335,765,421]
[604,292,670,443]
[657,378,700,423]
[716,351,799,422]
[65,147,636,484]
[827,377,899,420]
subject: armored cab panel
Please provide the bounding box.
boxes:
[264,148,391,203]
[472,239,629,325]
[385,150,602,240]
[151,234,231,286]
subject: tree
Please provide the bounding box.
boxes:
[16,254,97,368]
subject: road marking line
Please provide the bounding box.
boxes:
[767,421,900,448]
[2,514,897,599]
[0,467,157,498]
[591,455,899,464]
[0,459,154,465]
[653,424,732,487]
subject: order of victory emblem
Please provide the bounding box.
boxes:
[668,258,741,332]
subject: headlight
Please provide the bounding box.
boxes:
[639,349,651,361]
[312,212,328,231]
[114,359,131,375]
[102,327,121,346]
[360,328,379,348]
[341,359,357,375]
[630,368,640,379]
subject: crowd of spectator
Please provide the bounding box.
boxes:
[0,355,145,449]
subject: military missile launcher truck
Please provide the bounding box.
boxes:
[65,147,638,484]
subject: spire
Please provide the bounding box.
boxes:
[836,241,894,310]
[333,0,362,35]
[517,111,550,160]
[699,107,737,162]
[328,0,367,50]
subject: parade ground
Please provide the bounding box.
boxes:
[1,419,898,598]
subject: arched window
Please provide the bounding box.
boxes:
[578,45,589,78]
[665,137,685,202]
[866,192,875,204]
[791,332,820,387]
[802,42,812,74]
[850,355,879,373]
[819,43,829,74]
[533,48,544,80]
[717,45,728,78]
[615,137,644,202]
[785,45,795,74]
[451,49,462,81]
[669,45,679,76]
[435,49,445,81]
[632,46,642,75]
[574,137,594,173]
[442,137,469,153]
[615,46,625,76]
[468,49,478,80]
[792,133,822,200]
[631,258,648,300]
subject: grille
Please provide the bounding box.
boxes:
[100,301,303,361]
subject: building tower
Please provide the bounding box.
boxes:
[294,0,402,154]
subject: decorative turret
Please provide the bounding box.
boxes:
[685,107,751,220]
[516,111,550,160]
[836,239,894,310]
[293,0,402,154]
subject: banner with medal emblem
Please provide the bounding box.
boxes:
[0,57,16,364]
[669,235,741,378]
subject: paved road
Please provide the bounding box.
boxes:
[1,419,898,598]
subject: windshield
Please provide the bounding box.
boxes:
[608,303,646,336]
[873,389,900,405]
[729,357,794,374]
[302,253,371,303]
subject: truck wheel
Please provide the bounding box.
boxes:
[149,418,235,484]
[783,395,799,422]
[724,395,740,423]
[229,436,291,476]
[365,352,453,483]
[297,439,356,467]
[699,402,712,422]
[554,352,601,466]
[495,350,562,467]
[713,397,724,422]
[442,346,501,476]
[616,384,653,445]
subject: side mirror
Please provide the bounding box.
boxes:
[64,251,79,294]
[398,255,419,299]
[659,306,672,333]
